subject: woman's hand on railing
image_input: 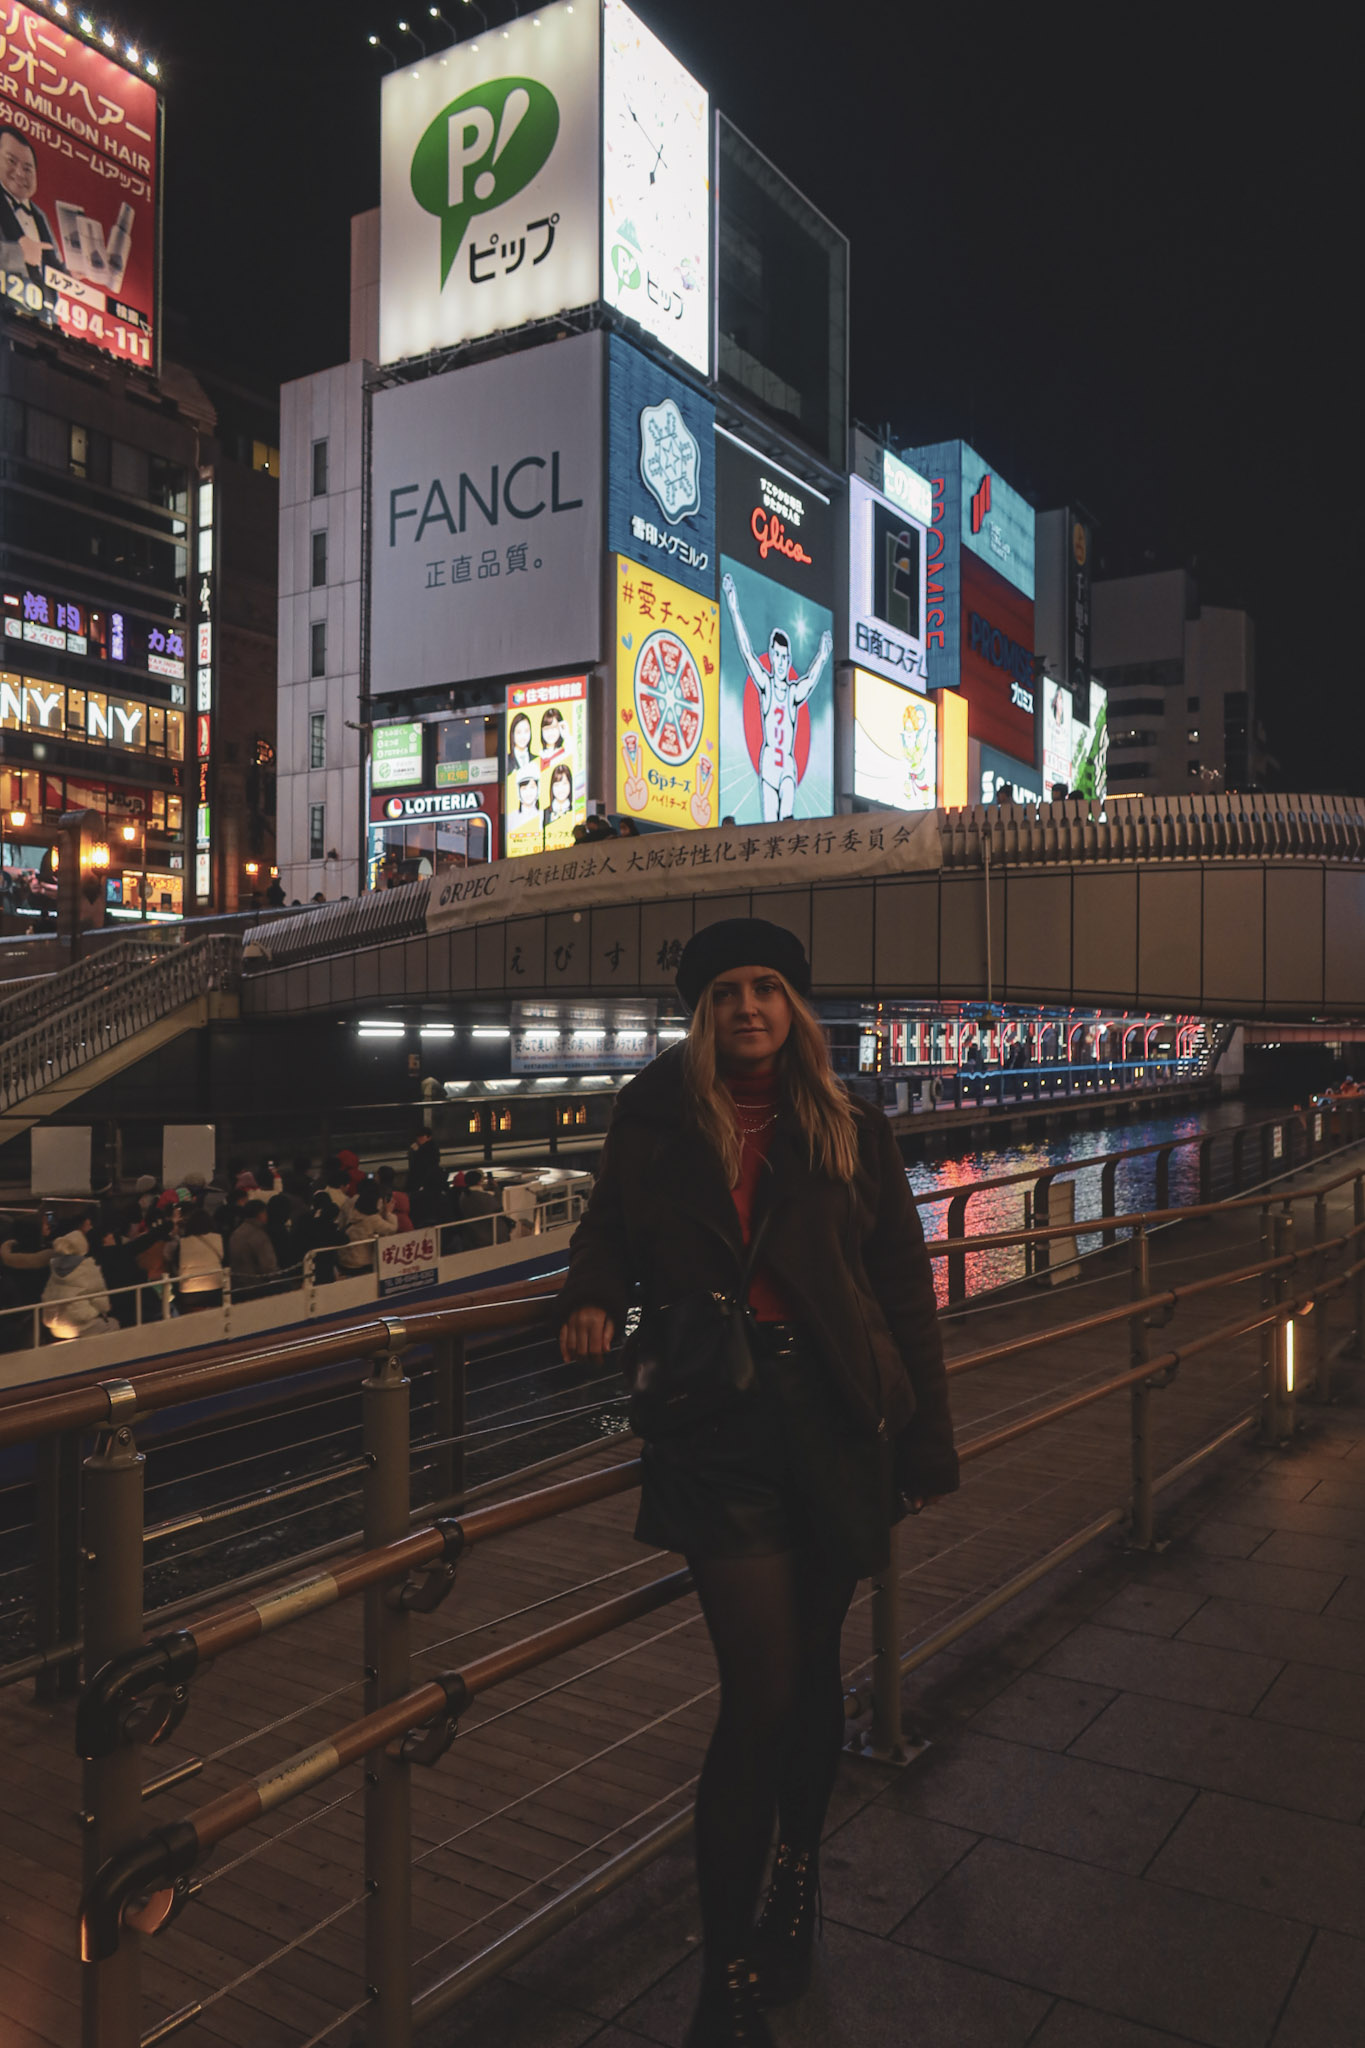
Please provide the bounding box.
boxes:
[559,1307,614,1365]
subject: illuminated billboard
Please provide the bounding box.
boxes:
[1042,679,1107,801]
[901,439,1036,698]
[614,556,719,829]
[852,671,936,812]
[980,742,1042,806]
[370,332,603,694]
[607,336,715,598]
[372,723,424,790]
[0,7,159,366]
[1043,679,1073,797]
[602,0,710,375]
[846,476,928,689]
[505,676,589,857]
[716,431,834,824]
[960,552,1037,762]
[378,0,600,363]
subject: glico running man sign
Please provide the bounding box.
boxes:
[0,5,159,367]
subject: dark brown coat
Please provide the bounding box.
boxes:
[559,1046,959,1499]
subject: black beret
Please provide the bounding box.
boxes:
[675,918,811,1011]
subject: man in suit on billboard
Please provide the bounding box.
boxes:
[0,128,58,285]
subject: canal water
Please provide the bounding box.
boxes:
[908,1098,1260,1301]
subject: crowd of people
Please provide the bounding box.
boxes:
[0,1134,526,1348]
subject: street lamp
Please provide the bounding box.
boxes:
[7,808,27,829]
[367,32,397,66]
[90,842,110,869]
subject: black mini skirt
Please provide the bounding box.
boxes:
[634,1324,894,1579]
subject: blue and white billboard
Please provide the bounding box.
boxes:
[900,438,1035,695]
[607,334,715,598]
[979,741,1042,806]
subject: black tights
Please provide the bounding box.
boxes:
[688,1549,856,1974]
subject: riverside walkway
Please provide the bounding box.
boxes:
[3,1136,1364,2048]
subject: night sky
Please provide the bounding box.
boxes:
[125,0,1344,792]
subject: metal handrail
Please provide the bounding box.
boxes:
[0,931,182,1040]
[0,934,241,1114]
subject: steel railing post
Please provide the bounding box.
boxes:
[1262,1213,1295,1447]
[1128,1227,1156,1549]
[946,1190,969,1305]
[363,1322,413,2048]
[431,1333,466,1507]
[1033,1175,1053,1281]
[1100,1157,1119,1245]
[81,1385,145,2048]
[1354,1175,1365,1361]
[1312,1191,1330,1403]
[866,1517,908,1763]
[34,1427,82,1701]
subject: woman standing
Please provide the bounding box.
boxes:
[559,920,957,2046]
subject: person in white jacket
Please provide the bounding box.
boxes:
[42,1225,118,1340]
[339,1183,399,1273]
[172,1207,226,1311]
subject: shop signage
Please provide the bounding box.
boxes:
[716,429,833,598]
[372,788,489,823]
[614,556,719,830]
[372,722,425,791]
[845,476,928,689]
[852,670,937,811]
[377,1229,440,1297]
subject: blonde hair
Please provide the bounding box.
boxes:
[683,970,860,1186]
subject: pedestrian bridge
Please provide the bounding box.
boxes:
[243,793,1365,1022]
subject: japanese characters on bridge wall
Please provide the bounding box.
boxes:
[601,0,711,377]
[378,0,600,363]
[0,3,159,366]
[715,430,835,824]
[369,331,603,695]
[614,555,719,830]
[606,335,716,600]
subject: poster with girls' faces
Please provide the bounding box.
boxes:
[504,677,589,858]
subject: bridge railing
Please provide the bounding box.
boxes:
[942,791,1365,869]
[0,1137,1357,2046]
[924,1096,1365,1302]
[0,929,183,1042]
[0,935,240,1117]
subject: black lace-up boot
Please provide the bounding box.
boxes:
[684,1958,775,2047]
[751,1843,821,2005]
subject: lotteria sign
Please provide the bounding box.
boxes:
[379,0,601,361]
[371,788,488,822]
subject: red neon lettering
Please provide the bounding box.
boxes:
[928,630,946,650]
[751,507,813,567]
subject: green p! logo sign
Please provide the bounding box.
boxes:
[411,76,559,287]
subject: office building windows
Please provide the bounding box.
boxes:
[310,620,326,678]
[311,440,329,496]
[308,803,325,861]
[309,711,326,769]
[311,530,327,587]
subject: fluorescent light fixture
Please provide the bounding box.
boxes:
[571,1029,605,1041]
[533,1077,569,1086]
[443,1080,472,1093]
[472,1026,511,1038]
[359,1026,405,1038]
[419,1024,455,1037]
[659,1028,688,1043]
[485,1079,522,1091]
[358,1018,404,1030]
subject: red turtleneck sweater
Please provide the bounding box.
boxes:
[725,1071,796,1323]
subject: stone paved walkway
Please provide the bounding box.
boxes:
[437,1365,1365,2048]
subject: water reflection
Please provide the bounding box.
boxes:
[908,1100,1255,1302]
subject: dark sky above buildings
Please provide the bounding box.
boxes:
[128,0,1343,791]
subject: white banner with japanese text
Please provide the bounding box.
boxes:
[426,808,942,935]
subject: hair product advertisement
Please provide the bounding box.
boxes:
[504,676,588,857]
[614,555,719,830]
[0,6,159,365]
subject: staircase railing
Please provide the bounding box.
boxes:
[0,932,184,1043]
[0,935,241,1116]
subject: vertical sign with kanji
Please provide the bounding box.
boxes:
[614,556,719,830]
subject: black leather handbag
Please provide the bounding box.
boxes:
[626,1214,771,1441]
